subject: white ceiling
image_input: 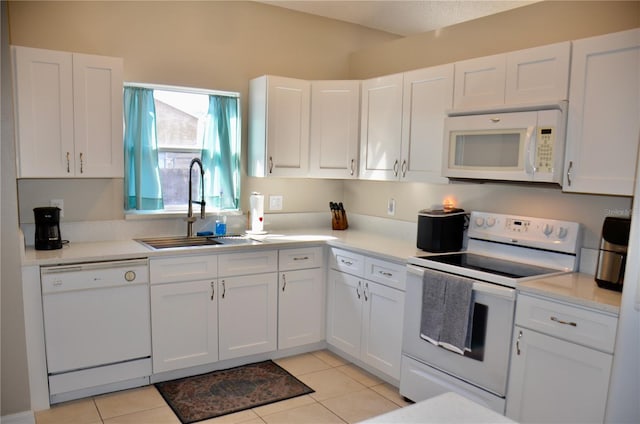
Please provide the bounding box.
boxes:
[259,1,538,36]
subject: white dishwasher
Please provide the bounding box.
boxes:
[41,259,152,403]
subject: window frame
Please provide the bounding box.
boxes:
[123,82,241,218]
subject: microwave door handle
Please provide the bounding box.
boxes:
[525,126,536,177]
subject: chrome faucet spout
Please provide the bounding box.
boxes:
[187,158,206,237]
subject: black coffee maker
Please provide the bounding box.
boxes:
[34,207,62,250]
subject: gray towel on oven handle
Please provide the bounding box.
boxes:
[438,274,474,355]
[419,269,447,346]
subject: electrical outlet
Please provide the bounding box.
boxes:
[269,195,283,211]
[387,198,395,216]
[50,199,64,217]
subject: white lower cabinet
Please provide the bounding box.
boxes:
[327,248,405,379]
[151,280,218,373]
[506,327,613,423]
[218,250,279,360]
[327,270,363,357]
[218,273,278,360]
[279,268,325,349]
[506,293,618,423]
[150,256,218,373]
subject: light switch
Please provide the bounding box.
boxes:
[269,195,283,211]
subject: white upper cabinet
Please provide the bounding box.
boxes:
[359,73,404,180]
[248,75,310,177]
[12,46,123,178]
[563,28,640,196]
[401,64,453,183]
[454,53,506,109]
[453,42,571,110]
[309,80,360,179]
[505,42,570,105]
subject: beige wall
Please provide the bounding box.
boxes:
[349,1,640,78]
[8,0,397,222]
[2,2,31,415]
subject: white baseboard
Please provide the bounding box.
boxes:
[1,410,35,424]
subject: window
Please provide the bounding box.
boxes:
[123,84,240,213]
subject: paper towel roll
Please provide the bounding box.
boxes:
[249,193,264,233]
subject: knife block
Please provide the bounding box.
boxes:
[332,210,348,230]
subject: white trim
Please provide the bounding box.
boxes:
[1,410,36,424]
[124,81,239,98]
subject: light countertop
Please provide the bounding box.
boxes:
[518,272,622,315]
[358,392,516,423]
[22,228,424,267]
[22,228,620,313]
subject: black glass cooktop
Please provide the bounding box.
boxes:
[417,252,558,279]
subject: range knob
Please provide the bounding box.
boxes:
[486,217,496,227]
[474,217,485,227]
[543,224,554,236]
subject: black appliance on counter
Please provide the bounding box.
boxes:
[417,208,467,252]
[34,207,62,250]
[595,216,631,292]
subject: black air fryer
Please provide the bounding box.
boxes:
[595,216,631,292]
[34,207,62,250]
[417,208,467,252]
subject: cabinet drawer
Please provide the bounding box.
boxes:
[329,247,364,276]
[218,250,278,277]
[364,256,406,291]
[515,294,618,353]
[150,255,217,284]
[279,246,324,271]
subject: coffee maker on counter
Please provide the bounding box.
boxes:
[595,216,631,292]
[34,207,63,250]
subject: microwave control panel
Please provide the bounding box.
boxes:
[535,127,555,173]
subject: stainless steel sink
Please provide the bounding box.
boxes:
[136,236,223,249]
[135,235,259,250]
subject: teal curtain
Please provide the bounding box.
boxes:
[123,87,164,210]
[201,95,240,210]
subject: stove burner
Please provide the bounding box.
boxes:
[417,252,558,279]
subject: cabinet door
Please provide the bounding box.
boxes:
[72,53,124,177]
[564,29,640,195]
[309,81,360,179]
[359,73,404,180]
[326,270,362,358]
[505,42,570,105]
[13,46,74,178]
[453,53,506,109]
[278,268,325,349]
[506,327,612,423]
[401,64,453,183]
[151,280,218,373]
[218,273,278,360]
[360,280,405,380]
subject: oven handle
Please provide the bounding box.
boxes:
[407,264,516,300]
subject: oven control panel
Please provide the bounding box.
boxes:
[469,211,582,254]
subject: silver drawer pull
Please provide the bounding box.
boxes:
[340,259,353,266]
[293,256,309,261]
[516,330,522,355]
[379,271,393,277]
[550,316,577,327]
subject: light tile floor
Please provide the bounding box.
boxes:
[35,350,411,424]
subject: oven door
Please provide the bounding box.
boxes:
[402,264,516,397]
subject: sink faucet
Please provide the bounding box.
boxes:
[186,158,206,237]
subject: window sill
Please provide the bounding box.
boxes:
[124,210,243,221]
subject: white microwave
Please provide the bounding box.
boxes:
[442,105,566,184]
